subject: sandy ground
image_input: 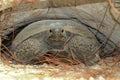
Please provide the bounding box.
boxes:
[0,55,120,80]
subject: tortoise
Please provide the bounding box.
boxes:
[11,20,100,66]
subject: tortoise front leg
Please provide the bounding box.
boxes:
[65,35,100,66]
[12,38,49,64]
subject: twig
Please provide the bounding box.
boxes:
[104,16,120,47]
[0,33,1,62]
[108,0,120,15]
[1,43,29,64]
[109,7,120,25]
[96,5,109,34]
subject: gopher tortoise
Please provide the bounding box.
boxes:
[11,20,100,66]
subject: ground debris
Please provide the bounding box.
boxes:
[0,55,120,80]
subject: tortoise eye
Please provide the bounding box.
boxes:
[49,29,52,32]
[61,29,64,32]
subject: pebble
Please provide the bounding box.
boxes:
[97,76,105,80]
[89,77,95,80]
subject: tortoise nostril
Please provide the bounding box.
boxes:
[49,29,52,33]
[61,29,64,32]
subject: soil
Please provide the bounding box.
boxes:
[0,55,120,80]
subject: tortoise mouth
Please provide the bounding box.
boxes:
[46,39,66,50]
[48,36,66,42]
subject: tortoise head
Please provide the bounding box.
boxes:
[46,23,72,50]
[48,23,67,42]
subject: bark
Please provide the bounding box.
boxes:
[0,0,106,11]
